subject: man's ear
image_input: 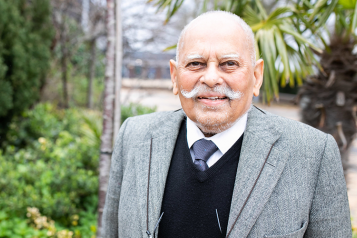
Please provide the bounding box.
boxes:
[170,59,179,95]
[253,59,264,97]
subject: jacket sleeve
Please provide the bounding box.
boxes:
[304,134,352,237]
[101,118,130,238]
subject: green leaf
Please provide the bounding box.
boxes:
[250,22,266,31]
[256,0,268,19]
[274,29,290,81]
[202,0,208,12]
[309,0,329,21]
[339,0,357,9]
[280,25,322,53]
[0,211,8,221]
[244,6,262,26]
[260,29,278,99]
[154,0,172,12]
[225,0,232,11]
[301,0,314,8]
[314,0,338,29]
[267,7,293,22]
[351,0,357,34]
[169,0,184,19]
[214,0,219,9]
[254,37,260,62]
[163,44,177,52]
[295,68,303,86]
[289,66,295,87]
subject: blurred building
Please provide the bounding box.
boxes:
[123,52,175,80]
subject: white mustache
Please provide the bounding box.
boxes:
[181,84,243,100]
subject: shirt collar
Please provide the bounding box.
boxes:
[186,113,248,154]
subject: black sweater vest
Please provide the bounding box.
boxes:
[158,119,243,238]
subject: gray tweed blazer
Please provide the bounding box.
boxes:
[102,106,352,238]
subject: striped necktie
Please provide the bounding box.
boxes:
[192,139,218,171]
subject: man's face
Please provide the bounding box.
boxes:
[170,18,263,135]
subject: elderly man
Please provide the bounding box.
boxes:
[102,11,352,238]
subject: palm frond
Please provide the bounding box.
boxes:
[163,44,177,52]
[274,29,290,82]
[279,24,322,53]
[243,5,261,26]
[266,7,293,22]
[352,0,357,34]
[309,0,329,21]
[255,0,268,19]
[315,0,338,29]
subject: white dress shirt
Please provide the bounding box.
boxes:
[186,113,248,167]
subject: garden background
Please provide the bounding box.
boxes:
[0,0,357,237]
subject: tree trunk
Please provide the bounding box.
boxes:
[113,0,122,141]
[87,39,96,109]
[97,0,115,236]
[298,37,357,174]
[60,15,69,108]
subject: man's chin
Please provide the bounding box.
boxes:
[195,120,234,135]
[194,112,233,135]
[195,100,229,111]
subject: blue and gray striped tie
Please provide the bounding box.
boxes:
[192,139,218,171]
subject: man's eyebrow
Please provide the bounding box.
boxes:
[186,54,204,60]
[221,53,240,59]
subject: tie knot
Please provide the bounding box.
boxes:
[192,139,218,162]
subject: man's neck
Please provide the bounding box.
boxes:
[195,106,251,137]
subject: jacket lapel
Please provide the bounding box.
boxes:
[226,106,289,237]
[135,110,186,235]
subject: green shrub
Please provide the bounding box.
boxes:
[0,102,156,229]
[0,104,100,226]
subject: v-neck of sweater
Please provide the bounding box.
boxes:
[183,120,244,182]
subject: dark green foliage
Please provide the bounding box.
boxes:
[0,104,100,226]
[0,102,156,231]
[0,213,49,238]
[0,0,53,140]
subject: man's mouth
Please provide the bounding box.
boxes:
[196,95,229,107]
[197,96,228,100]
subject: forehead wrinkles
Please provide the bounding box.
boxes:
[182,27,244,60]
[182,46,211,63]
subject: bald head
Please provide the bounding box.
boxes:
[176,11,256,66]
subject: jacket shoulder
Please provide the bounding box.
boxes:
[255,106,326,138]
[121,109,184,142]
[253,106,329,157]
[126,110,174,124]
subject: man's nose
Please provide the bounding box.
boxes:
[200,62,223,87]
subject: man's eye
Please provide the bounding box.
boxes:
[188,62,203,67]
[222,61,238,67]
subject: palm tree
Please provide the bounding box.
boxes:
[298,0,357,171]
[152,0,322,102]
